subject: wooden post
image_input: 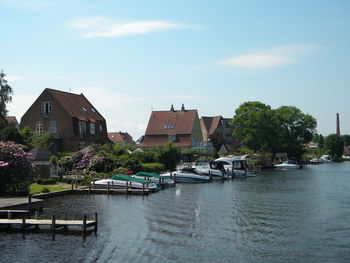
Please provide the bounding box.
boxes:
[71,181,74,190]
[111,181,114,190]
[52,215,56,231]
[89,184,91,194]
[75,179,78,189]
[221,169,225,181]
[83,215,87,235]
[107,182,110,194]
[27,195,32,213]
[21,217,26,231]
[227,168,230,179]
[126,181,129,194]
[209,170,212,182]
[142,183,145,195]
[92,179,95,189]
[94,213,98,231]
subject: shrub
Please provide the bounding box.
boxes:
[0,141,34,194]
[140,163,165,172]
[41,187,50,193]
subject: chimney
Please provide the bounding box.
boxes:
[336,113,340,135]
[181,104,185,112]
[170,104,175,112]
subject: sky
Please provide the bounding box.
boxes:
[1,0,350,140]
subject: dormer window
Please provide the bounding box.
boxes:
[81,106,87,112]
[164,124,175,129]
[91,107,96,112]
[41,101,52,114]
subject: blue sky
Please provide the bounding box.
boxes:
[1,0,350,140]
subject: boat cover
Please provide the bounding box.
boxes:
[135,172,172,181]
[111,174,149,184]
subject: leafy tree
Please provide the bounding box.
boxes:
[318,135,324,149]
[155,142,182,171]
[232,101,283,159]
[342,135,350,147]
[325,134,344,160]
[274,106,317,159]
[0,70,13,122]
[232,102,317,161]
[0,141,34,194]
[0,125,26,145]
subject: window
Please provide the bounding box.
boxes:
[36,121,44,135]
[99,125,103,132]
[164,124,175,129]
[41,102,52,114]
[79,121,86,138]
[168,135,176,142]
[49,121,57,134]
[81,106,87,112]
[90,123,95,135]
[91,107,96,112]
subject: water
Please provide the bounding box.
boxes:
[1,162,350,263]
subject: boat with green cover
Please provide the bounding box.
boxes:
[92,174,158,191]
[133,172,175,186]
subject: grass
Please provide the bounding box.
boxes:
[29,183,71,195]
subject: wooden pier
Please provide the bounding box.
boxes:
[0,213,98,234]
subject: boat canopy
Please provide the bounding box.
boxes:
[111,174,149,184]
[134,172,172,181]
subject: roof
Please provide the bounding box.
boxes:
[5,116,18,123]
[29,145,53,161]
[108,132,133,143]
[200,116,222,135]
[46,88,105,122]
[145,109,198,136]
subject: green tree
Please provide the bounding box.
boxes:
[341,135,350,147]
[274,106,317,159]
[232,101,283,159]
[0,70,13,123]
[155,142,182,171]
[325,134,344,160]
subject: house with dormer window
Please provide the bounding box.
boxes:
[142,104,203,148]
[20,88,110,152]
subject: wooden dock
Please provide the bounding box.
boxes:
[0,213,98,234]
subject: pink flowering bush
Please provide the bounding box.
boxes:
[0,141,34,194]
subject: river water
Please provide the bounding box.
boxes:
[1,162,350,263]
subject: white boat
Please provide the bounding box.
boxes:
[214,155,256,177]
[274,160,302,169]
[320,155,332,163]
[196,164,228,180]
[92,175,158,191]
[133,172,175,187]
[162,167,210,183]
[310,157,323,163]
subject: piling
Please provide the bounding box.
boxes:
[107,182,110,194]
[27,195,32,212]
[94,213,98,231]
[51,215,56,231]
[21,217,26,231]
[83,215,87,235]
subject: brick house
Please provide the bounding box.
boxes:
[20,88,110,152]
[108,132,134,144]
[142,104,203,148]
[200,116,240,151]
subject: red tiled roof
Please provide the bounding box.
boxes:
[47,88,105,121]
[142,134,192,147]
[108,132,133,143]
[145,109,198,135]
[200,116,223,135]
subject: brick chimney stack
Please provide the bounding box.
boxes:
[336,113,340,135]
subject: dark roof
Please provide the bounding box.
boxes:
[200,116,223,135]
[46,88,105,121]
[29,146,53,161]
[145,109,198,136]
[108,132,134,143]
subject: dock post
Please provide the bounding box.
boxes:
[112,181,114,190]
[89,184,91,194]
[142,183,145,195]
[94,213,98,231]
[21,217,26,231]
[209,171,212,182]
[51,215,56,231]
[75,179,78,189]
[126,181,129,195]
[92,179,95,189]
[27,195,32,213]
[71,181,74,190]
[83,215,87,235]
[227,168,230,179]
[107,182,110,194]
[221,169,225,181]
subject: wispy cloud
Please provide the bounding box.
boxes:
[69,16,196,38]
[158,95,202,100]
[218,44,315,69]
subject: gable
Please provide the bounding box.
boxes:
[145,109,198,135]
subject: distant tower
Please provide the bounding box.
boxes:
[336,113,340,135]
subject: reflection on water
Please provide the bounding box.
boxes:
[1,162,350,262]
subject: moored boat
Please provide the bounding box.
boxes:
[274,160,302,169]
[162,167,210,183]
[92,174,158,191]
